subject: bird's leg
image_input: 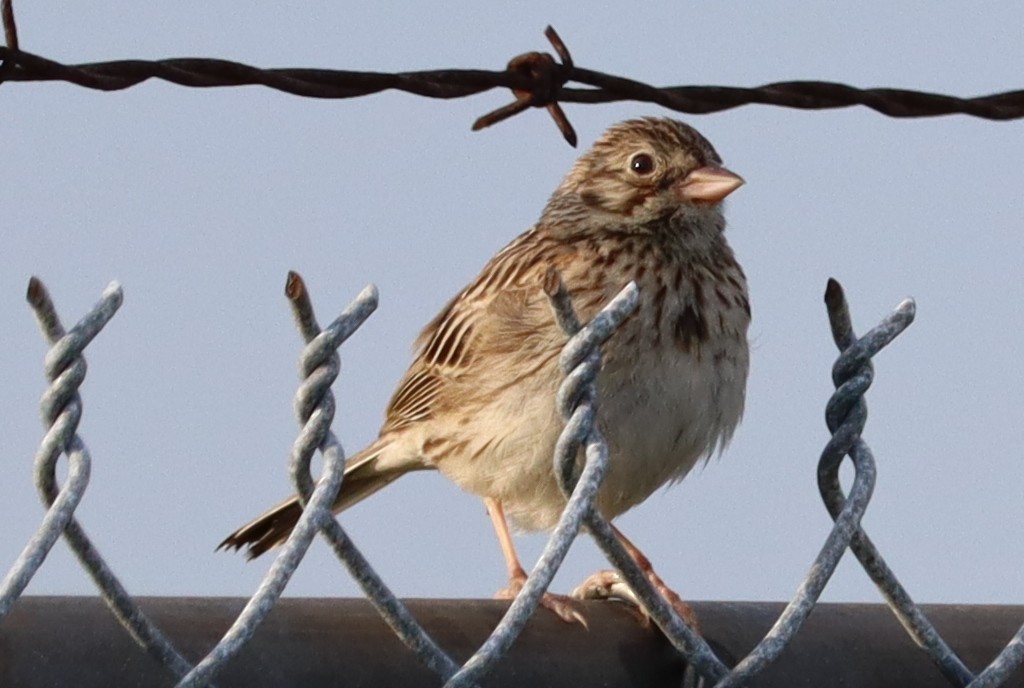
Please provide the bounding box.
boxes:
[573,523,700,631]
[485,497,586,626]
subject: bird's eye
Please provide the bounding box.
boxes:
[629,153,655,175]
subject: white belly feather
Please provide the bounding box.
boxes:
[436,303,749,531]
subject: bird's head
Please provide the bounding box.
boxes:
[545,117,744,229]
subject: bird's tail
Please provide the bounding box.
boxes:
[218,440,412,559]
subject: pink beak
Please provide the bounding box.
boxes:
[677,165,745,203]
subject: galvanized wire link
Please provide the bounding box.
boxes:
[818,280,1024,688]
[818,281,974,686]
[545,274,728,680]
[542,271,725,677]
[704,282,914,687]
[279,274,461,682]
[0,278,199,681]
[446,273,640,687]
[198,273,462,685]
[0,278,115,614]
[971,635,1024,688]
[545,278,919,687]
[176,274,424,687]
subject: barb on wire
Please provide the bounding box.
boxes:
[1,0,16,51]
[472,26,577,146]
[0,0,16,85]
[0,22,1022,146]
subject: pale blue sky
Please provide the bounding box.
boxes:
[3,2,1023,608]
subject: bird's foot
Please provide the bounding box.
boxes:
[495,575,588,627]
[572,569,700,632]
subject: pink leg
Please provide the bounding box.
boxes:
[485,498,586,626]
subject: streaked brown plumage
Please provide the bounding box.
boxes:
[221,117,750,625]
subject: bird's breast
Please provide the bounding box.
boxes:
[595,260,749,506]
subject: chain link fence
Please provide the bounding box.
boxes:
[2,271,1022,687]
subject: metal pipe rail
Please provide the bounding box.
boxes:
[3,597,1022,687]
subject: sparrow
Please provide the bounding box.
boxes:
[221,117,749,626]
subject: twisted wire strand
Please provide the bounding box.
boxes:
[447,274,639,687]
[1,23,1022,149]
[715,282,915,687]
[176,276,460,688]
[818,281,1024,688]
[553,279,919,687]
[280,277,462,682]
[215,273,462,684]
[0,278,200,682]
[1,45,1019,117]
[543,272,727,681]
[0,279,102,615]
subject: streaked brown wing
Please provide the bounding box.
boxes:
[381,228,568,433]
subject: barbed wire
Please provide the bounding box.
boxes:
[1,21,1022,147]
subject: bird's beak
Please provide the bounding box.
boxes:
[676,165,745,203]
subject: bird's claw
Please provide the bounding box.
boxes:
[572,569,700,631]
[495,582,588,628]
[572,570,641,605]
